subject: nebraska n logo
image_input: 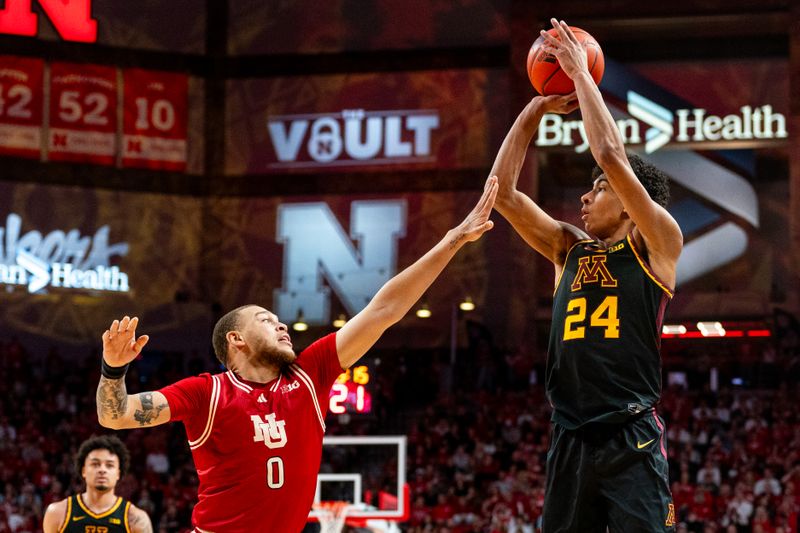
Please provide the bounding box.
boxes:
[571,255,618,291]
[250,413,288,449]
[0,0,98,43]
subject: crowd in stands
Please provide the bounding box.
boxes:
[0,308,798,532]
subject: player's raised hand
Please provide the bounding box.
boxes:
[102,316,149,367]
[453,176,498,244]
[540,19,588,80]
[538,91,579,115]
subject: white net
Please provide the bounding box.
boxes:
[314,501,355,533]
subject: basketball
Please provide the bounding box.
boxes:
[526,26,605,96]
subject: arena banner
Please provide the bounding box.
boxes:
[201,189,504,348]
[0,55,43,159]
[0,0,204,53]
[0,180,205,346]
[225,69,508,175]
[228,0,508,55]
[122,69,188,171]
[48,62,117,165]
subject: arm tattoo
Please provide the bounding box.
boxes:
[129,509,153,533]
[96,376,128,421]
[448,232,465,249]
[133,392,167,427]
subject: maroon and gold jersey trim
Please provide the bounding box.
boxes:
[626,234,674,298]
[123,501,131,533]
[58,497,72,533]
[76,494,124,519]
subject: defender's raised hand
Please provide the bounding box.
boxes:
[452,175,499,244]
[540,19,588,80]
[102,316,149,367]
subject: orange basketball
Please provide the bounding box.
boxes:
[526,26,604,96]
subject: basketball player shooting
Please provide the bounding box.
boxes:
[95,177,498,533]
[490,19,683,532]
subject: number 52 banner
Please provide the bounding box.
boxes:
[49,62,117,165]
[122,69,188,171]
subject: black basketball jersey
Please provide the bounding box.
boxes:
[547,235,672,429]
[60,494,131,533]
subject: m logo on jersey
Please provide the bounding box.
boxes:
[250,413,287,449]
[571,255,618,291]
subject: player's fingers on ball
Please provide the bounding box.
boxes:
[102,330,110,341]
[129,317,139,331]
[119,316,130,331]
[111,320,120,333]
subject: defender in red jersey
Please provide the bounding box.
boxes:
[95,177,499,533]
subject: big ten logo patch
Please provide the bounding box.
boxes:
[250,413,288,449]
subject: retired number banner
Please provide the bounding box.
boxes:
[48,62,117,165]
[0,56,44,159]
[122,69,188,171]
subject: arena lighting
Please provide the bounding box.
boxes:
[697,321,726,337]
[415,304,432,319]
[292,309,309,332]
[459,297,475,312]
[332,314,347,328]
[662,324,687,335]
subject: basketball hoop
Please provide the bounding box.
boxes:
[313,501,355,533]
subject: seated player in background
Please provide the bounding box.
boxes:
[42,434,152,533]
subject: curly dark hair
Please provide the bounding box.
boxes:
[591,153,670,207]
[212,304,255,368]
[75,435,130,478]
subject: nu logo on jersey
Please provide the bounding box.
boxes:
[571,256,618,291]
[267,109,439,169]
[250,413,287,449]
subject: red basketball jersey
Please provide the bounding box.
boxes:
[160,333,342,532]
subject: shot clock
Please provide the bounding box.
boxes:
[329,364,372,414]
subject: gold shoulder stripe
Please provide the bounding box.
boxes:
[553,239,594,296]
[124,501,131,533]
[58,497,72,533]
[626,235,674,298]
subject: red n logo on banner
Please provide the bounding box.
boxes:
[0,0,97,43]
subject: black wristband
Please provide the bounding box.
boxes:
[101,359,129,379]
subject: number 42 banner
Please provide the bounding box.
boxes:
[0,56,44,159]
[122,69,188,171]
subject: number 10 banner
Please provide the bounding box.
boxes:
[122,69,187,171]
[49,62,117,165]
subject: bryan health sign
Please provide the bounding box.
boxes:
[0,213,130,293]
